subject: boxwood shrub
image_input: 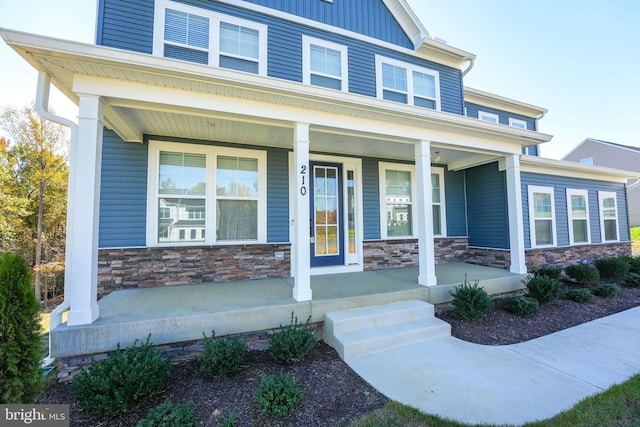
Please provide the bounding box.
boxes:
[564,264,600,286]
[502,296,540,317]
[595,257,630,279]
[565,288,594,303]
[523,274,562,305]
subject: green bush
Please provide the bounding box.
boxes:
[595,257,630,279]
[0,252,44,403]
[531,265,563,281]
[565,288,594,303]
[502,296,540,316]
[564,264,600,286]
[254,374,303,417]
[593,283,620,297]
[623,272,640,287]
[268,313,316,364]
[450,276,493,321]
[136,401,198,427]
[200,331,247,378]
[72,336,171,420]
[523,274,562,304]
[622,255,640,274]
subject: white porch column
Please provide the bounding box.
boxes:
[415,141,437,286]
[66,95,104,326]
[504,154,527,274]
[292,123,312,301]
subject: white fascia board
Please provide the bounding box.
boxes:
[521,156,639,183]
[464,87,548,118]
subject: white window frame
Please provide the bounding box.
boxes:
[153,0,268,75]
[478,111,499,124]
[302,35,348,91]
[528,185,557,248]
[147,140,267,247]
[431,167,447,237]
[509,118,528,129]
[375,55,441,110]
[566,188,591,245]
[598,191,619,242]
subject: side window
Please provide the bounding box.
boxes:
[598,191,619,242]
[163,9,210,64]
[303,36,348,91]
[478,111,499,124]
[528,185,556,248]
[566,189,590,245]
[375,56,440,110]
[431,168,446,236]
[509,118,527,129]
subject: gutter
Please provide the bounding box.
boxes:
[36,71,77,367]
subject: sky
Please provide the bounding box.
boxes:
[0,0,638,159]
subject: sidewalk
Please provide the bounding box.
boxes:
[345,307,640,426]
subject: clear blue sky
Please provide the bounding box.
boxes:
[1,0,638,159]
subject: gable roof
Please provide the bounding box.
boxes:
[562,138,640,160]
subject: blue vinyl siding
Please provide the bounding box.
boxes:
[362,158,381,240]
[267,149,290,242]
[465,102,537,131]
[444,168,467,236]
[465,162,509,249]
[96,0,155,53]
[99,130,148,248]
[521,173,630,249]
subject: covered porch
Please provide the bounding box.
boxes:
[51,263,525,358]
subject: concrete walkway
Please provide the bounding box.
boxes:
[346,307,640,426]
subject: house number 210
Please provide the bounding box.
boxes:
[300,165,307,196]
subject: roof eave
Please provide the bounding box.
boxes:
[521,156,639,182]
[465,87,547,118]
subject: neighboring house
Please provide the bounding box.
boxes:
[563,138,640,227]
[1,0,635,357]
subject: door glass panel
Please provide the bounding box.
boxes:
[314,166,340,257]
[347,171,356,254]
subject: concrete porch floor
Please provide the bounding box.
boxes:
[51,263,525,358]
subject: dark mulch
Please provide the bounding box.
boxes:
[37,281,640,426]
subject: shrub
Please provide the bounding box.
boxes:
[623,272,640,288]
[450,276,493,321]
[72,336,171,420]
[595,257,630,279]
[502,296,540,316]
[593,283,620,298]
[0,253,44,403]
[268,313,316,364]
[200,331,247,378]
[523,274,562,305]
[136,401,198,427]
[622,255,640,274]
[565,288,594,303]
[530,265,563,281]
[254,374,303,417]
[564,264,600,286]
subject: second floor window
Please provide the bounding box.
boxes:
[375,56,440,110]
[303,36,348,91]
[478,111,499,124]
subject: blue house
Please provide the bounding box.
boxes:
[1,0,634,359]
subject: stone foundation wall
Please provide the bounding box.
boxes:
[465,247,511,269]
[98,244,291,297]
[363,238,469,270]
[526,242,632,268]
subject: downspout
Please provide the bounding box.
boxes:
[35,71,77,367]
[462,57,475,76]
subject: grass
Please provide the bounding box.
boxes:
[350,374,640,426]
[633,226,640,256]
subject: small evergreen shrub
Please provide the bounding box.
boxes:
[220,411,238,427]
[593,283,620,298]
[254,374,303,417]
[623,272,640,287]
[531,265,563,281]
[136,401,198,427]
[450,276,493,321]
[622,255,640,274]
[502,296,540,316]
[200,331,247,378]
[565,288,594,303]
[268,313,316,364]
[0,252,44,403]
[595,257,630,279]
[72,336,171,420]
[564,264,600,286]
[523,274,562,305]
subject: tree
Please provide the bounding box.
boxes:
[0,105,68,303]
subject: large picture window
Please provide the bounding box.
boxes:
[567,189,590,245]
[148,141,266,246]
[375,56,440,110]
[598,191,619,242]
[528,185,556,248]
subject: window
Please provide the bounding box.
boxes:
[528,186,556,247]
[478,111,499,124]
[432,168,446,236]
[303,36,348,91]
[155,0,267,75]
[567,189,590,245]
[148,141,266,246]
[375,56,440,110]
[580,158,594,166]
[598,191,619,242]
[509,118,527,129]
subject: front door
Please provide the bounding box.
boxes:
[310,162,344,267]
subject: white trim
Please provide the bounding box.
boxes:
[375,55,441,111]
[598,191,620,242]
[528,185,557,248]
[478,110,499,124]
[379,162,417,239]
[431,166,447,237]
[504,155,526,274]
[302,35,349,92]
[465,87,547,118]
[566,188,591,245]
[509,118,527,130]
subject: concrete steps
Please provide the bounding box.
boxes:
[324,300,451,359]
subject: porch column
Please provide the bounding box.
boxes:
[415,141,437,286]
[292,123,312,301]
[66,95,104,326]
[504,154,527,274]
